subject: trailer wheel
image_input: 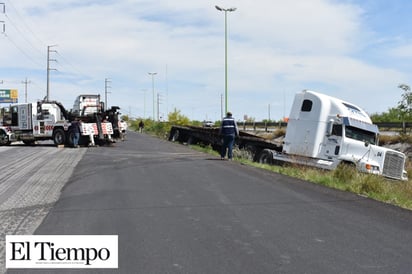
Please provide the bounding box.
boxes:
[170,129,179,142]
[257,149,274,165]
[0,130,10,146]
[53,128,66,146]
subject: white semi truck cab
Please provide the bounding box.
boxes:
[272,90,407,180]
[72,94,103,116]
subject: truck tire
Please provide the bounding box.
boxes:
[0,130,11,146]
[53,128,66,146]
[170,129,179,142]
[66,128,75,147]
[257,149,274,165]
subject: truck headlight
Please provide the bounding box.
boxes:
[365,164,379,172]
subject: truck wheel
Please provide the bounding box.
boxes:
[66,129,75,147]
[0,130,10,145]
[53,128,66,146]
[257,149,274,165]
[170,129,179,142]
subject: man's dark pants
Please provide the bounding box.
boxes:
[221,134,235,159]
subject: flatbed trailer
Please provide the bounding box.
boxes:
[168,125,282,161]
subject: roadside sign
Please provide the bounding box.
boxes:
[0,89,18,103]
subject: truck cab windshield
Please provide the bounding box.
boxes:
[345,125,376,145]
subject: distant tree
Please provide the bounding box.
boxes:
[370,108,402,123]
[121,115,129,121]
[370,84,412,124]
[398,84,412,122]
[168,108,190,125]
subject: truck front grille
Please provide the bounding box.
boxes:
[382,151,405,180]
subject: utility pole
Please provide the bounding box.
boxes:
[157,92,163,121]
[22,77,31,103]
[105,78,111,111]
[148,72,157,120]
[46,45,57,101]
[141,89,147,119]
[0,3,6,34]
[0,3,5,34]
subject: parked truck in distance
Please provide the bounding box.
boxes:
[71,94,125,141]
[169,90,407,180]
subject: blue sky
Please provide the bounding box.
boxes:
[1,0,412,121]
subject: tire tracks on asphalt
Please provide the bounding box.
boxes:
[0,146,86,273]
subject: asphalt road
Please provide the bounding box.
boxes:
[3,132,412,273]
[0,143,86,273]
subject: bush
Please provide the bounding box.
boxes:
[130,119,171,138]
[333,163,357,182]
[233,147,254,161]
[357,175,385,194]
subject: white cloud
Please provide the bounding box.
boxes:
[0,0,409,121]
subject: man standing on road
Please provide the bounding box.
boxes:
[219,112,239,160]
[71,118,81,148]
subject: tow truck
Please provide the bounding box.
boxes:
[0,95,120,147]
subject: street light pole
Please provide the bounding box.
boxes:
[140,89,147,119]
[148,72,157,120]
[46,45,57,101]
[105,78,111,110]
[215,5,236,115]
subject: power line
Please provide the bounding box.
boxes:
[3,2,88,82]
[4,13,45,57]
[3,33,44,68]
[55,51,90,81]
[0,3,44,68]
[1,1,102,96]
[4,0,46,48]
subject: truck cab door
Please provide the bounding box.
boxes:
[321,124,342,159]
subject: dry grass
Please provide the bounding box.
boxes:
[254,128,286,140]
[379,134,412,145]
